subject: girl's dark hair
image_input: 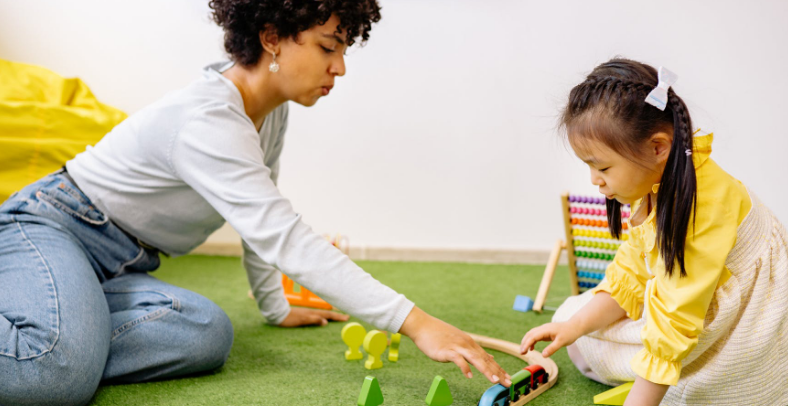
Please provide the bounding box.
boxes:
[209,0,382,66]
[560,58,697,277]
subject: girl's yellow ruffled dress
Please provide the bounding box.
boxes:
[554,134,788,405]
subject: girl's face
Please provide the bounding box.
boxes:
[274,14,348,106]
[570,134,672,205]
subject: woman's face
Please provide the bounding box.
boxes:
[275,14,348,107]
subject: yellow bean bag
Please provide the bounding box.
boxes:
[0,59,127,202]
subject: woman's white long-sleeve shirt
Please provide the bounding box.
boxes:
[66,62,414,331]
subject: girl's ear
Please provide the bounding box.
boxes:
[650,131,673,165]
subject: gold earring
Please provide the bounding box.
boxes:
[268,52,279,73]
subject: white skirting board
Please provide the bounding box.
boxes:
[191,241,568,265]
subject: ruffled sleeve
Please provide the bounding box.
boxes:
[631,349,682,385]
[591,236,651,320]
[631,154,745,385]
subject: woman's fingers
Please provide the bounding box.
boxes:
[279,308,336,327]
[305,313,328,326]
[456,344,512,387]
[318,310,349,322]
[445,351,473,379]
[400,308,512,387]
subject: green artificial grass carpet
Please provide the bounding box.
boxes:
[89,256,610,405]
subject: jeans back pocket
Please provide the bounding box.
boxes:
[37,181,108,226]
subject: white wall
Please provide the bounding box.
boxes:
[2,0,786,253]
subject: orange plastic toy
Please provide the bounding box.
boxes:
[281,275,333,310]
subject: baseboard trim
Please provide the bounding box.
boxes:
[191,242,245,257]
[191,242,567,265]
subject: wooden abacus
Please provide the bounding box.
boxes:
[532,192,630,312]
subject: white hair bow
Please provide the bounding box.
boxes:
[644,66,678,111]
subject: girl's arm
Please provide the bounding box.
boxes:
[520,292,626,356]
[568,291,628,337]
[520,293,669,405]
[624,377,668,406]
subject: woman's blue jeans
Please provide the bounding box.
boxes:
[0,173,234,406]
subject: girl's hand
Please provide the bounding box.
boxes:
[520,321,583,357]
[278,307,349,327]
[399,307,512,387]
[520,292,627,358]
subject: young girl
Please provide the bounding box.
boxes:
[520,58,788,406]
[0,2,509,405]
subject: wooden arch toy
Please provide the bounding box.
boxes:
[468,333,558,405]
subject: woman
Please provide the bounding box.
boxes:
[0,1,510,405]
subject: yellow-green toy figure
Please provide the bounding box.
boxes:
[342,322,367,361]
[363,330,387,370]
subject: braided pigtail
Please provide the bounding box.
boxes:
[656,92,697,277]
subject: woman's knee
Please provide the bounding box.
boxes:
[102,278,234,381]
[186,301,234,370]
[146,291,234,373]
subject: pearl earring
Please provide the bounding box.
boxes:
[268,52,279,73]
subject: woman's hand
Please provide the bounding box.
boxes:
[520,321,583,358]
[278,307,349,327]
[399,307,512,387]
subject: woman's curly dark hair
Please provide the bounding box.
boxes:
[209,0,382,66]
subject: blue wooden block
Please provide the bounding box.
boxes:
[513,295,534,312]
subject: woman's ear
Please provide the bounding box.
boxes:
[259,25,280,57]
[650,131,673,165]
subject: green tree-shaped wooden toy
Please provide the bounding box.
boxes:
[425,375,453,406]
[358,376,384,406]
